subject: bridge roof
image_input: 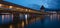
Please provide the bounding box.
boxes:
[0,1,39,12]
[0,1,48,15]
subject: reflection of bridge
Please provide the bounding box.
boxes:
[0,0,60,28]
[0,1,49,28]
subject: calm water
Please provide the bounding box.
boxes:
[27,16,60,28]
[0,15,60,28]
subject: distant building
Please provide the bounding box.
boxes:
[40,5,45,12]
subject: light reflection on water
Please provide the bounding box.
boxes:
[27,15,60,28]
[1,14,13,24]
[0,14,60,28]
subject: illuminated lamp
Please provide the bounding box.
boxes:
[9,6,13,9]
[29,10,31,12]
[16,8,20,10]
[21,8,23,11]
[0,4,2,7]
[26,9,28,11]
[16,8,20,9]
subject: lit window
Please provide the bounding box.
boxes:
[26,9,28,11]
[21,8,23,11]
[0,4,2,7]
[29,10,30,12]
[16,8,20,10]
[9,6,13,9]
[16,8,20,9]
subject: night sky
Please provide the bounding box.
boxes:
[4,0,60,10]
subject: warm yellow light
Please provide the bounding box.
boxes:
[26,19,28,25]
[9,6,13,9]
[29,10,31,12]
[16,8,20,9]
[16,8,20,10]
[22,21,24,28]
[21,8,23,11]
[29,10,30,11]
[0,4,2,7]
[26,9,28,11]
[9,24,12,28]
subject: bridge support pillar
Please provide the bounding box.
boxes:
[13,12,20,28]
